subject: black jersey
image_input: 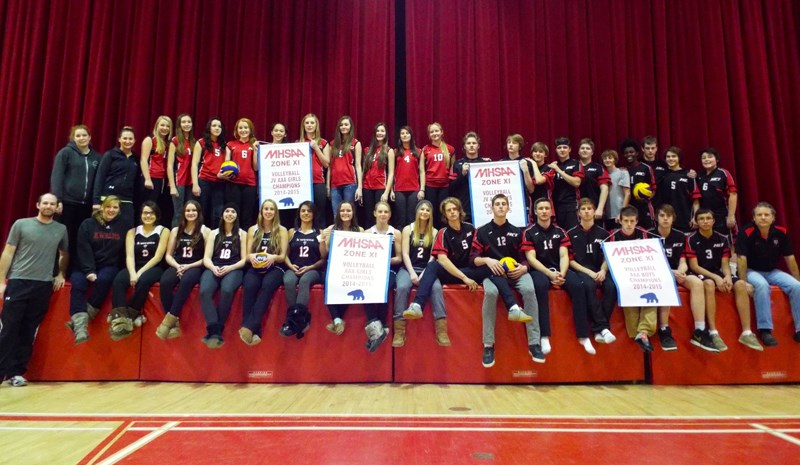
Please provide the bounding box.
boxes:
[648,227,686,270]
[530,163,553,205]
[546,158,584,210]
[432,222,476,268]
[579,161,610,208]
[409,234,433,271]
[133,225,164,269]
[697,167,737,220]
[451,156,491,222]
[521,222,570,269]
[568,224,610,272]
[288,229,322,268]
[174,227,207,265]
[212,231,241,267]
[645,158,668,188]
[628,161,656,228]
[606,227,651,242]
[470,220,525,263]
[686,230,730,275]
[736,224,793,272]
[657,169,700,231]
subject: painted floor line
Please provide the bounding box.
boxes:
[95,421,179,465]
[751,423,800,447]
[0,426,114,431]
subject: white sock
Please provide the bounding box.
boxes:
[579,338,596,355]
[541,337,551,354]
[694,322,706,330]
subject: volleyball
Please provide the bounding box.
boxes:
[252,252,271,272]
[499,257,518,274]
[632,182,653,201]
[220,160,240,178]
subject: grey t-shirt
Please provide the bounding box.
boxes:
[6,217,67,282]
[606,167,630,219]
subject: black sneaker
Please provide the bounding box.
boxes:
[658,327,678,351]
[760,330,778,347]
[690,329,720,353]
[794,331,800,343]
[529,344,546,364]
[482,346,495,368]
[634,334,654,353]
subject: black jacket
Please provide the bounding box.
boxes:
[50,142,101,205]
[75,216,128,274]
[93,147,138,204]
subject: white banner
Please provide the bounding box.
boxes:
[601,238,681,307]
[258,142,313,210]
[468,161,527,227]
[325,230,392,305]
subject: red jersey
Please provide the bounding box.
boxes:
[198,139,224,183]
[171,136,193,186]
[422,143,454,188]
[329,138,359,188]
[305,138,328,184]
[148,135,167,179]
[226,140,256,186]
[362,146,387,190]
[394,147,420,192]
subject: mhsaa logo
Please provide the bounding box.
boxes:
[263,148,306,158]
[611,244,658,256]
[337,237,385,250]
[474,166,515,177]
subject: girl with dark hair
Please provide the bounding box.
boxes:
[50,124,101,271]
[140,116,174,225]
[299,114,330,228]
[320,201,363,335]
[324,116,362,217]
[391,126,424,229]
[239,199,288,346]
[198,204,247,348]
[93,126,138,229]
[225,118,259,228]
[270,122,287,144]
[361,122,395,228]
[422,122,454,228]
[192,118,229,228]
[156,200,210,339]
[108,202,170,341]
[66,196,127,344]
[167,114,196,227]
[283,201,326,309]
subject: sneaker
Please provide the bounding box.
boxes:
[710,332,728,351]
[657,327,678,351]
[239,327,254,345]
[541,337,552,354]
[601,329,616,344]
[133,315,146,327]
[482,346,495,368]
[738,333,764,351]
[760,330,778,347]
[579,338,596,355]
[6,375,28,387]
[794,331,800,343]
[594,333,604,343]
[507,305,533,323]
[690,329,720,353]
[204,335,224,349]
[365,321,388,353]
[402,303,423,320]
[529,344,545,363]
[634,333,654,353]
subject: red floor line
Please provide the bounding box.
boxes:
[76,420,133,465]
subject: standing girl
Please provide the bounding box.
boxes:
[157,200,209,339]
[198,204,247,348]
[225,118,259,228]
[167,114,196,227]
[299,114,330,228]
[361,122,395,228]
[391,126,424,229]
[140,116,174,225]
[192,118,229,228]
[324,116,362,217]
[422,122,454,228]
[93,126,138,229]
[239,199,288,346]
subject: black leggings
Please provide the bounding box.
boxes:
[393,191,419,229]
[425,186,450,228]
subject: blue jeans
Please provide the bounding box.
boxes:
[330,183,357,217]
[746,269,800,331]
[69,266,119,315]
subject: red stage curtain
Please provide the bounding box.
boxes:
[0,0,394,237]
[405,0,800,244]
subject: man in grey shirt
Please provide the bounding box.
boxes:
[0,193,68,386]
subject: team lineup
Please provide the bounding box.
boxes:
[1,114,799,386]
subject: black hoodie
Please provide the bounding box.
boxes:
[75,215,128,274]
[93,147,138,204]
[50,141,101,206]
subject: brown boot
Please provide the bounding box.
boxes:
[155,313,179,340]
[435,318,451,346]
[392,320,407,347]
